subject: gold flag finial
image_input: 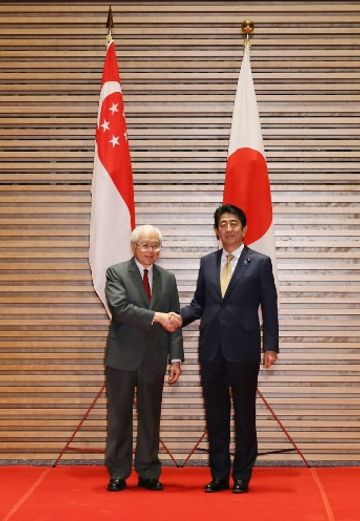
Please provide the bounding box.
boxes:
[106,6,114,44]
[241,19,254,47]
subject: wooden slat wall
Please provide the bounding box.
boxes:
[0,1,359,465]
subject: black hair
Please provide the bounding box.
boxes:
[214,204,247,229]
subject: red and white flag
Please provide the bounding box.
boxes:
[89,39,135,314]
[223,43,277,276]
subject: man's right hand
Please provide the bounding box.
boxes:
[169,312,182,329]
[154,312,182,332]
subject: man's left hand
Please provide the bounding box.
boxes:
[168,362,181,385]
[263,351,278,369]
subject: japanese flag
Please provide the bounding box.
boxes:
[223,44,277,275]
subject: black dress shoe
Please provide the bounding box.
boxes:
[107,478,126,492]
[138,477,164,491]
[204,479,229,493]
[233,479,249,494]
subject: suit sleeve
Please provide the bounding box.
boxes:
[168,273,185,362]
[105,265,155,331]
[180,257,205,326]
[260,257,279,352]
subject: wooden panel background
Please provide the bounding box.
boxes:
[0,1,359,465]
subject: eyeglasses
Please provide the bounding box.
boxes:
[136,242,162,252]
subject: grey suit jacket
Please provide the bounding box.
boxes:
[105,257,184,374]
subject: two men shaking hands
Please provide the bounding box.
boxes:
[153,311,182,332]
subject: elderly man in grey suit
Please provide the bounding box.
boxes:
[105,224,184,492]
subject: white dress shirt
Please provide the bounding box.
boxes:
[134,259,180,365]
[134,258,153,290]
[220,243,244,276]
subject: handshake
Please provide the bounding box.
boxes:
[154,311,183,333]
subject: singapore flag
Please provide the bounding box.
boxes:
[223,43,277,278]
[89,39,135,314]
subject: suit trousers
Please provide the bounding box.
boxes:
[105,363,165,480]
[200,350,260,482]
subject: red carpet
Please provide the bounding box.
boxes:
[0,466,358,521]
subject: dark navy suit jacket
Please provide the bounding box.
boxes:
[180,245,279,364]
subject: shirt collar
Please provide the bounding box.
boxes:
[134,258,154,277]
[221,243,244,262]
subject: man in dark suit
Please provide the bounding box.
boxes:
[176,204,278,494]
[105,224,184,492]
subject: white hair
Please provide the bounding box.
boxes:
[130,225,162,243]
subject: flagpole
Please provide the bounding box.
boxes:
[236,19,309,465]
[53,8,118,466]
